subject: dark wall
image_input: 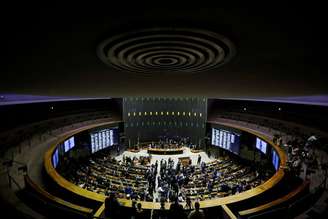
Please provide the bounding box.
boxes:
[123,97,207,145]
[207,99,328,132]
[0,98,122,133]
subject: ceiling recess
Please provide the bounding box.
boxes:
[97,28,236,75]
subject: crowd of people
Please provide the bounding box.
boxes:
[95,131,327,219]
[62,147,266,205]
[123,155,151,166]
[63,151,151,200]
[131,136,199,150]
[148,139,184,149]
[105,192,206,219]
[278,134,321,178]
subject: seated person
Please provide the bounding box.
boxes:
[125,185,133,196]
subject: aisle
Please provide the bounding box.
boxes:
[153,162,160,201]
[150,159,161,219]
[116,146,214,217]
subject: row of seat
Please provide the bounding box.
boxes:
[181,159,263,201]
[62,149,266,203]
[63,152,150,200]
[209,117,315,218]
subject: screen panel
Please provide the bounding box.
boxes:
[64,136,75,152]
[272,150,280,170]
[211,128,240,154]
[90,128,118,153]
[52,148,59,168]
[256,137,267,154]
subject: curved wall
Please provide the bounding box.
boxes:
[0,98,122,133]
[44,120,286,210]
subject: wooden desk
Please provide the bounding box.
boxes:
[147,148,184,155]
[238,180,310,216]
[24,175,93,215]
[127,148,140,153]
[191,149,202,153]
[44,121,287,210]
[179,156,191,166]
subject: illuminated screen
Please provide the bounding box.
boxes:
[211,128,240,154]
[272,150,280,170]
[256,137,267,154]
[90,128,118,153]
[52,148,59,168]
[64,136,75,153]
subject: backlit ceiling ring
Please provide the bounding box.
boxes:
[97,28,236,75]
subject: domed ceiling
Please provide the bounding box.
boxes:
[0,5,326,99]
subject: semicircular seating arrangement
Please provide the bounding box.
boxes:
[1,98,328,219]
[60,148,268,203]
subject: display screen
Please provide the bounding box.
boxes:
[272,150,280,170]
[64,136,75,153]
[90,128,118,153]
[52,148,59,168]
[211,128,240,154]
[256,137,267,154]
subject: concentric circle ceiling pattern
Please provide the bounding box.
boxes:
[97,28,236,75]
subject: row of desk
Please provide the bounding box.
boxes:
[43,120,288,217]
[147,147,184,154]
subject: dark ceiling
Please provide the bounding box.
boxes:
[1,5,326,98]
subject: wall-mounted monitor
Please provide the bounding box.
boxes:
[64,136,75,153]
[256,137,267,154]
[272,150,280,170]
[211,128,240,154]
[90,128,118,153]
[52,148,59,168]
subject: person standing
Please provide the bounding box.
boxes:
[188,202,205,219]
[117,145,120,155]
[169,197,187,219]
[184,197,193,210]
[153,198,168,219]
[104,192,121,218]
[135,203,144,219]
[197,155,201,165]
